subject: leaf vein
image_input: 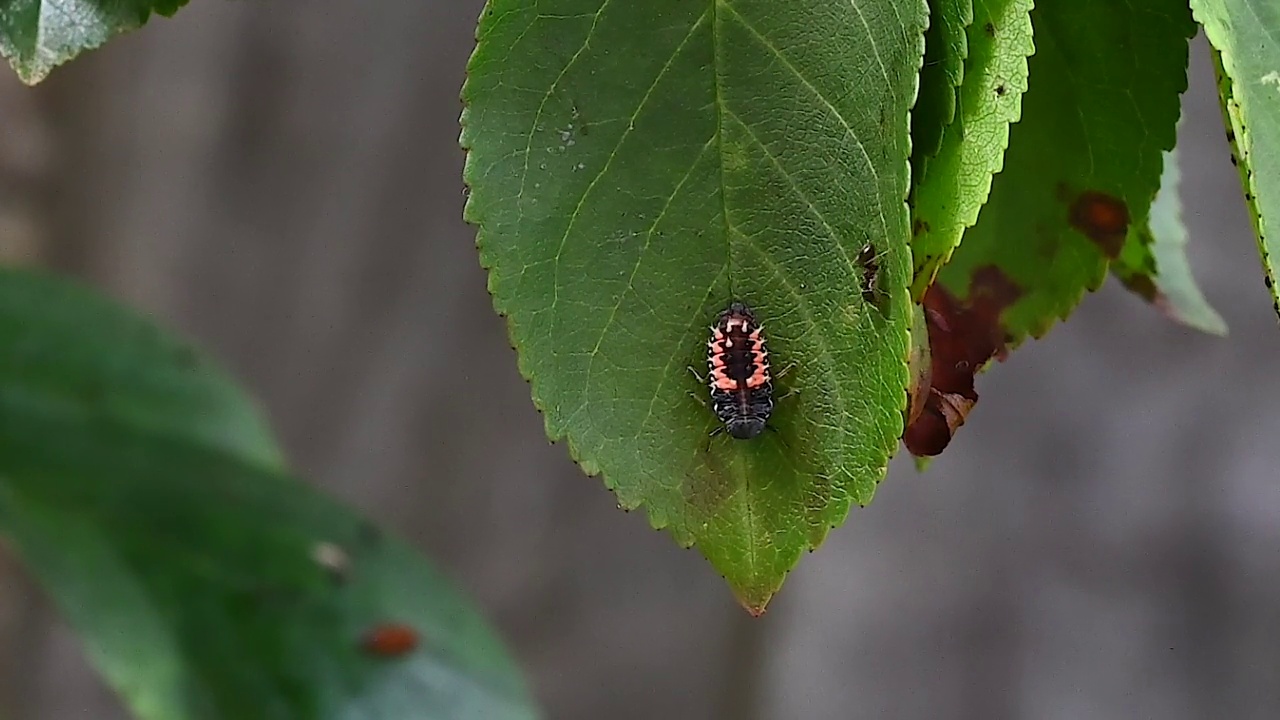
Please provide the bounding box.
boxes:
[718,2,890,244]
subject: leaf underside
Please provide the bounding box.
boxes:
[910,0,1034,299]
[0,0,188,84]
[0,270,536,720]
[1111,148,1228,335]
[1190,0,1280,319]
[462,0,926,612]
[936,0,1196,348]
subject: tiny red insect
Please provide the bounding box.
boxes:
[705,301,774,439]
[360,623,419,658]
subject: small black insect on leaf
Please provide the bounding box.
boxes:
[858,243,887,309]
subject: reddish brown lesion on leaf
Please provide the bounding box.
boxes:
[1067,190,1130,258]
[360,622,420,658]
[904,267,1022,457]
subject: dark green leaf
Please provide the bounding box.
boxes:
[936,0,1195,346]
[0,269,537,720]
[462,0,927,611]
[1111,148,1227,335]
[0,0,188,84]
[1191,0,1280,319]
[910,0,1033,298]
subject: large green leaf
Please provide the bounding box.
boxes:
[0,0,188,84]
[936,0,1195,345]
[1111,148,1227,335]
[0,270,537,719]
[462,0,926,612]
[909,0,1033,298]
[1191,0,1280,318]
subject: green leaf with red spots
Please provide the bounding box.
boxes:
[936,0,1196,346]
[462,0,926,613]
[0,0,189,85]
[0,269,537,719]
[909,0,1033,299]
[1112,148,1228,335]
[1190,0,1280,320]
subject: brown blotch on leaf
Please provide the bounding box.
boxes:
[984,21,995,36]
[1068,191,1130,258]
[995,84,1006,97]
[913,218,930,236]
[903,267,1022,457]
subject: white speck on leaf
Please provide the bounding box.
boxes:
[312,541,350,576]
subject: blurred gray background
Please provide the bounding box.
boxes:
[0,2,1277,718]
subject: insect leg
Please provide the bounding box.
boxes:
[687,365,707,384]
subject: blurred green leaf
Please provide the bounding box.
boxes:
[1112,148,1227,335]
[936,0,1195,346]
[910,0,1033,298]
[0,270,537,720]
[0,269,281,469]
[1191,0,1280,319]
[0,0,188,84]
[461,0,926,611]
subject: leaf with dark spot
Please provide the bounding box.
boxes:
[938,0,1196,346]
[904,268,1020,456]
[0,269,537,719]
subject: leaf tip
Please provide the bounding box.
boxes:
[733,588,774,617]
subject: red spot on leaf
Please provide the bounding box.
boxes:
[360,623,419,658]
[1067,191,1129,258]
[904,267,1022,456]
